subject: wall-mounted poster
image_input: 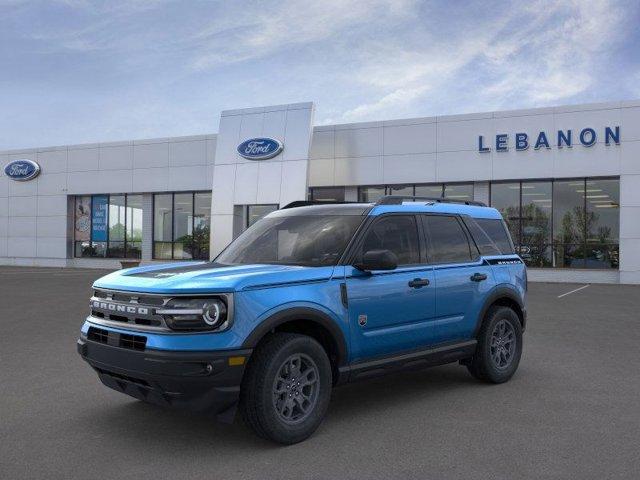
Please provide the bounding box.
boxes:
[74,196,91,242]
[91,195,108,242]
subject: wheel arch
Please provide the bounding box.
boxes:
[474,286,526,336]
[242,307,348,383]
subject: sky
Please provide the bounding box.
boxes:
[1,0,639,150]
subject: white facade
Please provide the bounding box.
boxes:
[1,100,639,283]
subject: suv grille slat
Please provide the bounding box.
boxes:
[119,333,147,351]
[90,289,170,332]
[87,326,109,344]
[87,326,147,351]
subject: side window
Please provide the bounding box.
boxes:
[423,215,473,264]
[463,217,501,256]
[359,215,420,265]
[475,218,515,254]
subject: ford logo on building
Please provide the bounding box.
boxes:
[4,159,41,181]
[237,138,283,160]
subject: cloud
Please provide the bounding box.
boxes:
[333,0,630,122]
[0,0,637,149]
[479,0,625,105]
[189,0,417,70]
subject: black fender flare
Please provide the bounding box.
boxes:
[473,286,526,336]
[241,307,348,367]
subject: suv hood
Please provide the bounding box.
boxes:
[92,262,337,294]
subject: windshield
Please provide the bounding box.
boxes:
[216,215,364,267]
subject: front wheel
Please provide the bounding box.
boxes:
[240,333,332,444]
[467,306,523,383]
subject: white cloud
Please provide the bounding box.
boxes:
[190,0,417,70]
[480,0,624,106]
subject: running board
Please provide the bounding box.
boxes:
[337,340,477,384]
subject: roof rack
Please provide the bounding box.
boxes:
[375,195,486,207]
[281,200,359,209]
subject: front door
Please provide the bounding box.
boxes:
[345,215,437,362]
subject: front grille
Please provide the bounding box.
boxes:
[90,289,169,331]
[88,326,109,344]
[119,333,146,351]
[86,326,147,351]
[94,289,164,306]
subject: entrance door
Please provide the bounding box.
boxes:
[346,215,437,362]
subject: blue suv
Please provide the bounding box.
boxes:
[78,196,526,444]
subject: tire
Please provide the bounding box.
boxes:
[467,306,523,383]
[240,332,332,444]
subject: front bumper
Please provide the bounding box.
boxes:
[77,335,252,418]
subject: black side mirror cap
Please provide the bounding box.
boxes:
[354,249,398,271]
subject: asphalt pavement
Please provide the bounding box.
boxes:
[1,266,639,479]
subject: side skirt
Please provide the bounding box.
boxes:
[337,340,477,384]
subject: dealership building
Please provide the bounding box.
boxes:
[1,100,640,284]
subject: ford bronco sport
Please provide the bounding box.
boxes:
[78,196,526,444]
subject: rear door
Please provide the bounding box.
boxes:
[421,215,495,344]
[345,214,437,362]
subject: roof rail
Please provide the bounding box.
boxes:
[281,200,358,209]
[375,195,486,207]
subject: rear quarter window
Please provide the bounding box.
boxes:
[473,218,515,255]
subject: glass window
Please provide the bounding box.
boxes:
[153,192,213,261]
[74,196,91,257]
[490,182,521,249]
[415,184,444,198]
[443,183,474,201]
[173,193,194,260]
[193,192,211,260]
[553,180,586,268]
[217,215,364,267]
[424,215,472,264]
[247,204,279,228]
[520,181,552,266]
[309,187,345,202]
[553,180,586,246]
[358,186,385,202]
[126,195,143,259]
[360,215,420,265]
[489,178,619,269]
[585,179,619,269]
[387,185,414,197]
[74,194,143,259]
[474,218,515,255]
[153,194,173,259]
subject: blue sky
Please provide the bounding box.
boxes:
[1,0,639,150]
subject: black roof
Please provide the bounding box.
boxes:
[273,203,372,216]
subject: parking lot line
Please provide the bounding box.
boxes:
[557,284,590,298]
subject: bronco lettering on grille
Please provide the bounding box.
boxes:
[91,300,149,315]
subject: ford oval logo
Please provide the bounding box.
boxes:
[237,137,283,160]
[4,159,41,181]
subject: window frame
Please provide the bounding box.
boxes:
[357,182,475,202]
[152,191,211,261]
[245,204,279,229]
[73,193,142,259]
[490,176,619,269]
[308,187,346,202]
[344,213,426,267]
[421,214,480,265]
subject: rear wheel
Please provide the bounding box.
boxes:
[240,333,332,444]
[467,306,523,383]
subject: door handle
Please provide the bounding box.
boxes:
[470,272,488,282]
[408,278,430,288]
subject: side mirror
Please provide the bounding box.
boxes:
[354,249,398,271]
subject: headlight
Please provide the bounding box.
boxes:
[157,297,230,332]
